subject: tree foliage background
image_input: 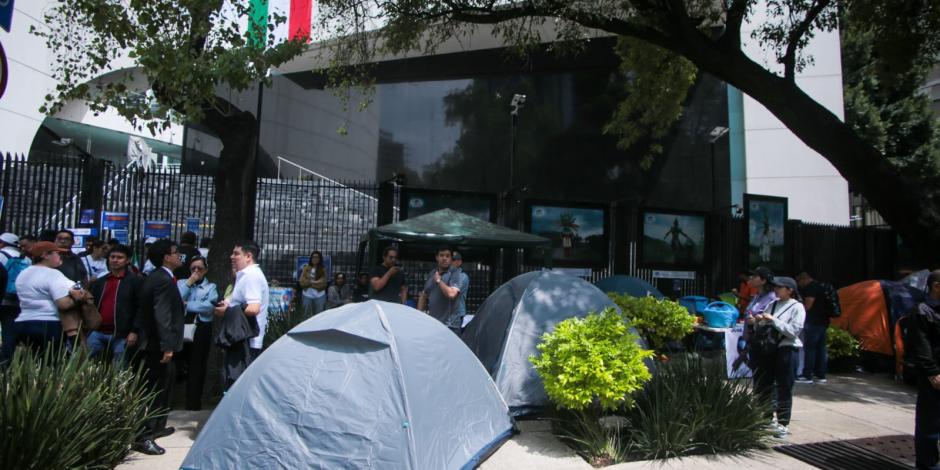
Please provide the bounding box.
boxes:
[313,0,940,260]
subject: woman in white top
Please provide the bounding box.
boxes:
[749,276,806,439]
[80,239,109,280]
[14,241,93,354]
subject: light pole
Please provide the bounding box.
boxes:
[509,94,526,192]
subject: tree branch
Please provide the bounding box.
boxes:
[444,3,676,51]
[721,0,750,50]
[783,0,832,81]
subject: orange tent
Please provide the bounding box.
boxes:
[831,281,893,356]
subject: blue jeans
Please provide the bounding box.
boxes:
[802,323,828,379]
[302,295,326,320]
[86,330,128,366]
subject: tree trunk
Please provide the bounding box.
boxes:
[677,39,940,264]
[201,109,259,291]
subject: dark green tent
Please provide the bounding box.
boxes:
[358,208,552,269]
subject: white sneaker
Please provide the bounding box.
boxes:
[814,378,828,384]
[795,377,814,384]
[774,424,790,438]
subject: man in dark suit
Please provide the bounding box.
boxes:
[134,238,184,456]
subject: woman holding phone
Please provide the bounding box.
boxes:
[750,276,805,438]
[177,255,218,410]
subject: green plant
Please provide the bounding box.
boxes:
[827,326,861,360]
[608,293,695,352]
[530,307,653,412]
[552,409,631,467]
[264,299,304,349]
[619,355,774,460]
[0,348,156,469]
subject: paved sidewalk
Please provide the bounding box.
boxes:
[118,372,917,469]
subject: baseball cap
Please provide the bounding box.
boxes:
[452,251,462,261]
[0,233,18,246]
[769,276,798,291]
[27,241,68,258]
[144,237,158,245]
[748,266,774,281]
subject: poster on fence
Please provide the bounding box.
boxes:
[725,324,753,379]
[294,255,332,281]
[80,209,96,225]
[67,227,98,254]
[143,220,172,239]
[185,217,200,234]
[110,229,129,245]
[101,211,130,231]
[268,287,293,317]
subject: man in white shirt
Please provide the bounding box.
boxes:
[215,240,269,359]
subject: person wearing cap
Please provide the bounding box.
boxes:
[53,230,89,285]
[907,270,940,469]
[0,232,28,362]
[743,267,778,342]
[13,241,93,353]
[750,276,805,439]
[0,232,22,266]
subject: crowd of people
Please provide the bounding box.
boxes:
[0,229,270,457]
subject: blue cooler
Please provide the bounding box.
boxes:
[679,296,709,315]
[700,301,739,328]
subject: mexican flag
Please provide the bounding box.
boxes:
[249,0,314,47]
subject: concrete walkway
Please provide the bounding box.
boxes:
[118,372,916,469]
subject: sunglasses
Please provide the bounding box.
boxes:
[191,266,207,272]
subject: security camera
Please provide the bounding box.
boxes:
[510,94,527,115]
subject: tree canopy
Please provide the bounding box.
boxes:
[32,0,305,133]
[315,0,940,260]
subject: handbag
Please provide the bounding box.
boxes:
[183,323,196,342]
[749,301,796,359]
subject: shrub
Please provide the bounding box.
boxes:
[608,293,695,352]
[0,348,155,469]
[827,326,860,360]
[530,307,653,412]
[618,355,773,460]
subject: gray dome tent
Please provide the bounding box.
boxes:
[182,301,514,470]
[461,270,620,416]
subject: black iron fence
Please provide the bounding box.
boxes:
[0,153,84,236]
[0,153,903,310]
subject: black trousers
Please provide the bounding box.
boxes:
[916,376,940,469]
[185,321,213,410]
[753,346,798,426]
[137,350,173,440]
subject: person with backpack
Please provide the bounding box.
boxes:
[795,271,841,384]
[908,270,940,470]
[0,232,30,363]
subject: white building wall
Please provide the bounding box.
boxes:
[741,8,850,225]
[0,1,180,156]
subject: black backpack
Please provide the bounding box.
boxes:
[819,282,842,318]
